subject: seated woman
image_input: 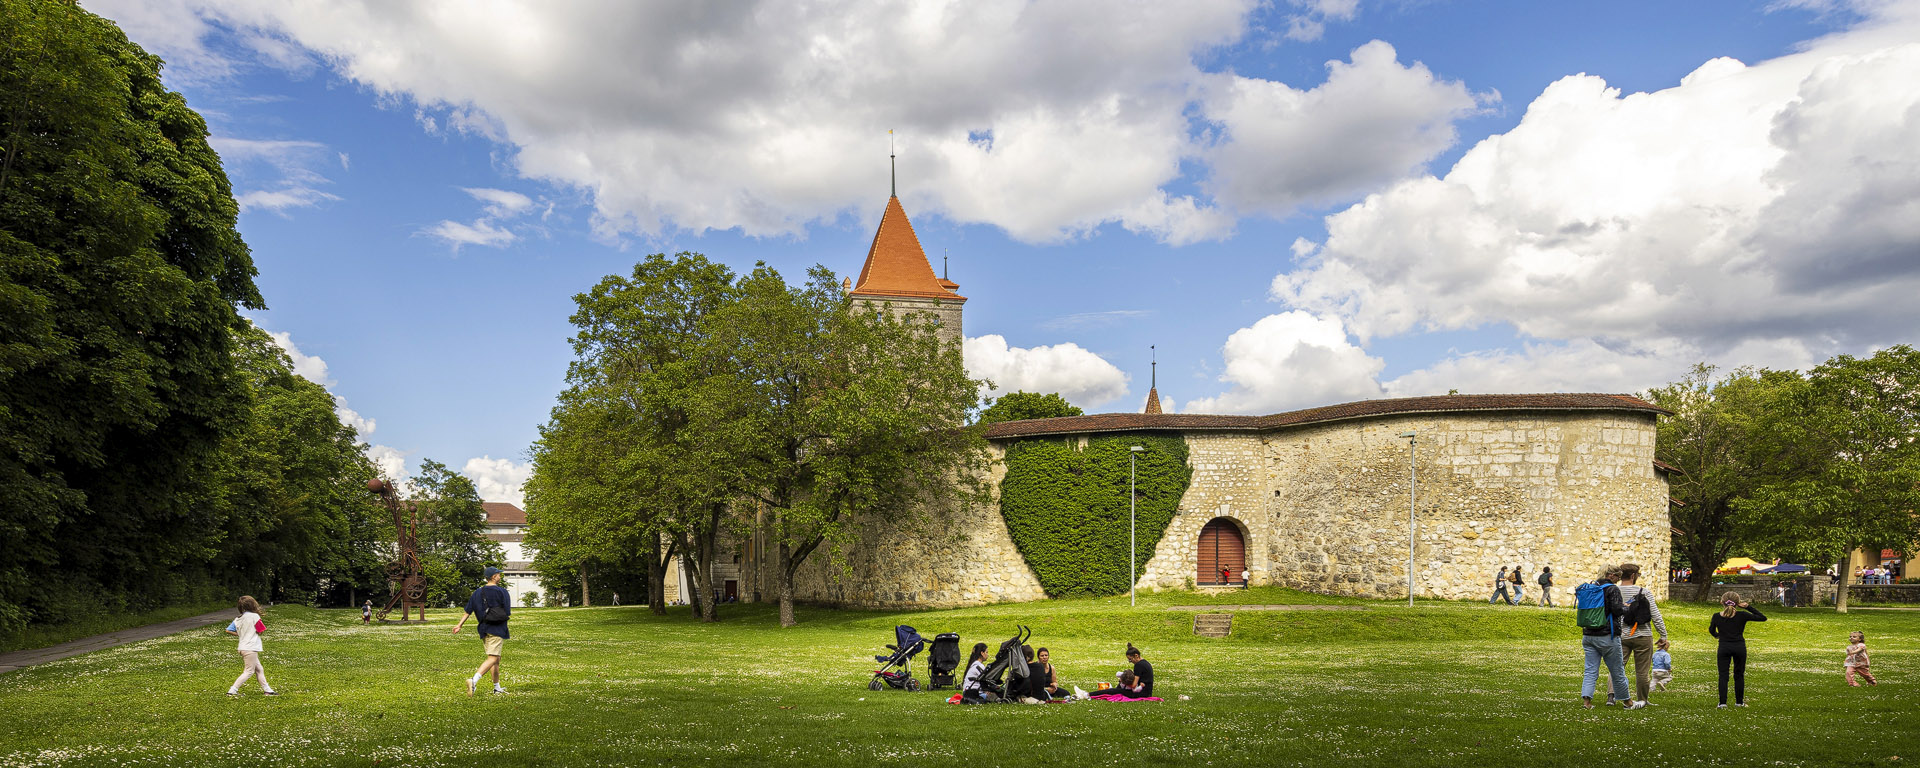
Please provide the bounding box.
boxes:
[960,643,990,702]
[1126,643,1154,698]
[1035,647,1063,699]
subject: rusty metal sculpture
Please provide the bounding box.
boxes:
[368,478,429,622]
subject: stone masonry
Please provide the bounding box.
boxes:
[779,397,1670,608]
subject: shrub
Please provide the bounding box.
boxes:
[999,433,1190,597]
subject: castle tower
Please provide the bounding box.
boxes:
[848,174,965,346]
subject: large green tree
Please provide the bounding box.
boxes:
[215,324,390,606]
[714,266,988,627]
[0,0,262,630]
[408,460,503,607]
[1739,346,1920,612]
[1649,365,1814,600]
[529,253,740,621]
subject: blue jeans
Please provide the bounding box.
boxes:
[1582,634,1630,701]
[1512,584,1524,603]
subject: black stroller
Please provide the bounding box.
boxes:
[869,625,925,691]
[966,625,1031,703]
[928,632,962,689]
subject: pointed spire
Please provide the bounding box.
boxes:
[1144,345,1162,414]
[850,195,965,301]
[889,129,896,198]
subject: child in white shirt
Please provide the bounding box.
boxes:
[1846,631,1876,686]
[224,595,277,696]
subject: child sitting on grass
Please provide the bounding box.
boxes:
[1650,647,1673,692]
[1845,631,1877,687]
[224,595,277,696]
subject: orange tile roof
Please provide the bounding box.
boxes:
[850,196,966,302]
[1143,387,1162,414]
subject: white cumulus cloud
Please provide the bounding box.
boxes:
[964,334,1130,410]
[463,455,533,506]
[1259,6,1920,396]
[1182,311,1384,414]
[87,0,1493,246]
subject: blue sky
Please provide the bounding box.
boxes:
[82,1,1920,502]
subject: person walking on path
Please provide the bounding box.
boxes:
[453,567,513,696]
[1577,566,1635,709]
[1509,566,1526,605]
[1709,591,1767,707]
[611,592,620,607]
[1538,566,1556,607]
[224,596,277,696]
[1491,566,1512,605]
[1614,563,1669,707]
[1844,631,1876,687]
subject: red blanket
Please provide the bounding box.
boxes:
[1087,693,1161,702]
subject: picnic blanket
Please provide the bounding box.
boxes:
[1086,692,1162,702]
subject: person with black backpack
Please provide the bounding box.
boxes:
[453,566,513,696]
[1614,563,1669,707]
[1538,566,1555,607]
[1575,565,1635,709]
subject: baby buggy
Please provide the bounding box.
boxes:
[928,632,962,689]
[869,625,926,691]
[964,625,1031,703]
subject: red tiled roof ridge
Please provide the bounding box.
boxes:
[850,196,965,302]
[983,392,1668,439]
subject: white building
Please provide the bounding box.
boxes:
[482,502,547,607]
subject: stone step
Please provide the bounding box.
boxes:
[1193,613,1233,638]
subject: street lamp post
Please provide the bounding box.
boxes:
[1130,445,1143,607]
[1398,431,1417,607]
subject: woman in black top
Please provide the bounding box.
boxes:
[1125,643,1154,698]
[1708,591,1767,707]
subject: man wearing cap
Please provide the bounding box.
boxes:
[453,566,512,695]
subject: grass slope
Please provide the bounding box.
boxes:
[0,600,229,654]
[0,593,1913,767]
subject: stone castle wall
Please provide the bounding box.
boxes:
[778,409,1668,607]
[855,295,964,348]
[1136,412,1670,601]
[787,443,1047,608]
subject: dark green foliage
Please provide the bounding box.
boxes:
[409,460,504,607]
[0,0,261,631]
[999,433,1191,597]
[977,391,1082,425]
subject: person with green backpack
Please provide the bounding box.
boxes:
[1575,565,1637,709]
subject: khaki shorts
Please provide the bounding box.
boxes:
[483,635,504,657]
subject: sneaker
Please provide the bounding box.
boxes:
[1717,704,1727,709]
[492,686,507,695]
[466,678,477,697]
[263,690,280,696]
[1625,700,1646,710]
[226,690,239,696]
[1734,702,1747,707]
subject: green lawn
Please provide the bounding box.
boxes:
[0,592,1913,767]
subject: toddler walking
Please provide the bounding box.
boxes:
[1650,647,1673,692]
[1845,631,1877,687]
[224,595,278,696]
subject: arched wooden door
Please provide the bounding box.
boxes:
[1197,518,1245,585]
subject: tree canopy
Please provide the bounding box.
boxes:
[977,391,1083,425]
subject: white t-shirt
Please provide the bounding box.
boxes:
[961,660,985,692]
[234,611,264,652]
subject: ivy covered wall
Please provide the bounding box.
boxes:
[998,433,1192,597]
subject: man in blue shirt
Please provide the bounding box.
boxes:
[453,566,512,695]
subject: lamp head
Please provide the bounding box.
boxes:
[1129,446,1144,452]
[1397,431,1416,438]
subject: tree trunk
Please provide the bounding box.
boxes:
[646,533,669,616]
[1686,540,1725,602]
[1836,545,1854,613]
[777,539,796,627]
[678,530,717,623]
